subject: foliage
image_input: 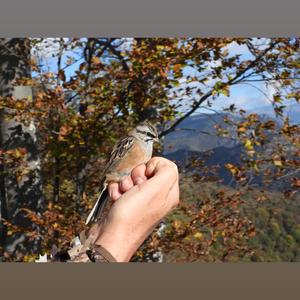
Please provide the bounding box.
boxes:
[0,38,299,261]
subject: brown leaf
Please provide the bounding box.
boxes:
[292,178,300,188]
[58,70,66,81]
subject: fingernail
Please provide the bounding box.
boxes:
[136,177,144,185]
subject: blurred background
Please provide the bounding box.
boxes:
[0,38,299,262]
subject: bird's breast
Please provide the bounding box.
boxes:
[106,142,152,182]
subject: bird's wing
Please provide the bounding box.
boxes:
[85,135,135,225]
[85,183,108,225]
[102,135,135,176]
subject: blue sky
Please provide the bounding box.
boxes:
[32,38,298,117]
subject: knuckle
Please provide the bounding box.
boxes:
[168,162,179,180]
[134,182,145,194]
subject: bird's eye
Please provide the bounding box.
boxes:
[147,132,155,138]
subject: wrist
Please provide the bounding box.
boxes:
[95,229,138,262]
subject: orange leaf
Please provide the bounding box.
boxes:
[173,64,181,73]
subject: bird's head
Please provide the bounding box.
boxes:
[132,121,160,144]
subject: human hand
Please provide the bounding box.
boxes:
[95,157,180,262]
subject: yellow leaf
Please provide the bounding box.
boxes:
[70,118,78,126]
[173,220,182,230]
[273,160,283,167]
[244,139,253,150]
[53,223,59,229]
[15,149,23,158]
[183,236,191,242]
[194,232,203,240]
[156,45,165,51]
[221,86,230,97]
[225,163,238,175]
[92,56,101,65]
[273,95,281,103]
[15,101,24,109]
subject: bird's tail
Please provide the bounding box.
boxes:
[85,183,109,225]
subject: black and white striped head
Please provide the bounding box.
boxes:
[131,122,160,144]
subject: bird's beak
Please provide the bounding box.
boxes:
[154,137,160,144]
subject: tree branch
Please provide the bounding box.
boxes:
[160,41,280,137]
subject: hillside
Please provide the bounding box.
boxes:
[163,112,297,190]
[161,111,300,262]
[164,179,300,262]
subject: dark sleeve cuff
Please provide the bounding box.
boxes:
[87,245,117,263]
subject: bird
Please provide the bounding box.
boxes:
[85,121,160,225]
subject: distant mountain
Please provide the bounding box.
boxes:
[165,145,244,185]
[250,103,300,124]
[287,105,300,124]
[163,112,296,189]
[163,110,292,156]
[163,113,238,154]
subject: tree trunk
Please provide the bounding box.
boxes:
[0,38,44,260]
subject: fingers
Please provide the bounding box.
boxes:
[124,157,179,201]
[108,158,179,203]
[145,157,179,189]
[131,164,147,185]
[108,182,122,202]
[119,176,134,193]
[145,160,156,177]
[108,164,147,201]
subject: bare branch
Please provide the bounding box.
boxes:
[160,41,280,137]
